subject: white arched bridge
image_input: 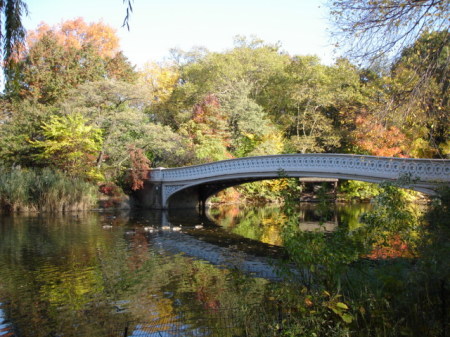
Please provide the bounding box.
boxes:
[131,154,450,209]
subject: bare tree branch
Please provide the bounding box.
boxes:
[122,0,134,31]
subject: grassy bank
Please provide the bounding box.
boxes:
[0,166,98,213]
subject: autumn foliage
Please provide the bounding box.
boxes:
[193,94,221,123]
[366,235,414,259]
[26,18,119,59]
[127,145,151,191]
[193,94,231,146]
[353,114,409,157]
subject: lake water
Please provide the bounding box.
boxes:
[0,202,433,336]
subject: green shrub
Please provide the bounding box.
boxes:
[338,180,381,201]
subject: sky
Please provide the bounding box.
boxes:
[21,0,337,68]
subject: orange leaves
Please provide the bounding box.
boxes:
[192,94,231,147]
[27,18,119,59]
[353,114,409,157]
[366,235,414,260]
[193,94,221,124]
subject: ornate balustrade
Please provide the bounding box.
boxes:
[151,154,448,182]
[141,154,449,209]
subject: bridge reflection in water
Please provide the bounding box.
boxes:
[129,205,343,281]
[0,303,13,337]
[141,201,349,281]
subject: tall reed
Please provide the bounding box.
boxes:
[0,166,97,213]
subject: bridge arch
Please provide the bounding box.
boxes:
[132,154,450,209]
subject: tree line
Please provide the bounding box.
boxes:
[0,11,448,209]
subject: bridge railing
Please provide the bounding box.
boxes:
[149,154,450,184]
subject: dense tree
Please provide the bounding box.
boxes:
[219,81,279,157]
[389,30,449,157]
[14,32,106,103]
[263,56,365,154]
[282,56,341,153]
[105,51,137,83]
[5,18,136,100]
[178,94,231,163]
[26,18,120,59]
[30,113,103,179]
[137,61,179,113]
[0,100,54,166]
[329,1,449,158]
[154,38,290,160]
[352,113,409,157]
[60,80,193,176]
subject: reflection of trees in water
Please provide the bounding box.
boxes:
[0,213,278,336]
[209,204,286,245]
[0,191,447,337]
[210,203,371,246]
[0,213,132,336]
[100,240,273,335]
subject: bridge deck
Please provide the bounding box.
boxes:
[136,154,450,209]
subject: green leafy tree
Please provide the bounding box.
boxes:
[160,37,289,129]
[31,113,103,180]
[389,30,449,157]
[14,32,106,104]
[105,51,138,83]
[6,19,136,102]
[157,38,289,161]
[359,179,422,258]
[219,81,279,157]
[272,56,363,153]
[60,80,193,176]
[0,100,55,166]
[178,94,230,163]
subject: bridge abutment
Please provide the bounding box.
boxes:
[130,181,164,209]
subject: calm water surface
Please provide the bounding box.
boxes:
[0,203,370,336]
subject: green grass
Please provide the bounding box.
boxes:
[0,166,97,213]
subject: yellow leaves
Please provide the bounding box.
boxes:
[324,294,354,324]
[409,137,437,158]
[248,132,284,156]
[439,140,450,157]
[31,114,103,179]
[242,132,254,140]
[138,62,180,105]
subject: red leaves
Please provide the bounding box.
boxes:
[128,145,151,191]
[193,94,221,124]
